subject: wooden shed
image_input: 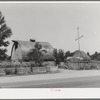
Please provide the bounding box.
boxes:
[11,40,54,61]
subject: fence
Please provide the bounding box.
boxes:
[32,67,47,74]
[0,66,59,76]
[66,61,100,70]
[0,68,5,75]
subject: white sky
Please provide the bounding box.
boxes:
[0,2,100,55]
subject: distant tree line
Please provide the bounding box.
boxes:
[53,50,100,64]
[53,49,75,65]
[89,51,100,61]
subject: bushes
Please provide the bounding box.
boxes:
[0,61,11,68]
[0,61,36,68]
[5,68,15,75]
[2,61,35,75]
[0,61,56,68]
[41,61,56,67]
[0,61,59,76]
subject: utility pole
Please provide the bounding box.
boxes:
[75,27,84,68]
[75,27,84,51]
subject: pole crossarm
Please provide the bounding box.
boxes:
[75,35,84,41]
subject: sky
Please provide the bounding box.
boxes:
[0,2,100,55]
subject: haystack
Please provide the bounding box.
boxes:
[66,50,91,70]
[73,50,91,60]
[11,40,54,61]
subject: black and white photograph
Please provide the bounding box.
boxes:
[0,1,100,89]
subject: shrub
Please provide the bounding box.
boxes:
[5,68,15,75]
[41,61,56,67]
[30,61,36,67]
[27,42,43,67]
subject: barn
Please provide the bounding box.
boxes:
[11,40,54,61]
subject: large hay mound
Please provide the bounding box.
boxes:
[73,50,91,60]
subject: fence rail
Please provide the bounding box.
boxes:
[0,66,59,76]
[66,61,100,70]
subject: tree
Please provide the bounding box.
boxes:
[27,42,43,67]
[91,51,97,60]
[90,51,100,61]
[53,49,65,65]
[0,49,8,60]
[65,51,71,59]
[64,51,75,59]
[58,49,65,62]
[0,11,12,60]
[53,49,59,65]
[87,52,90,56]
